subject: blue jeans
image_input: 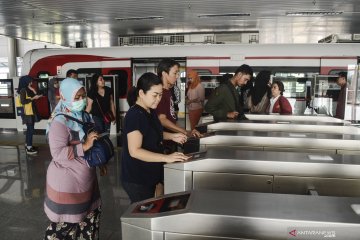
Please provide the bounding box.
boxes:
[92,115,110,134]
[122,181,156,203]
[26,123,34,147]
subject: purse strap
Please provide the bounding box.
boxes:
[95,97,106,118]
[54,112,90,126]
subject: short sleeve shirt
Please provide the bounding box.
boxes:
[155,89,177,129]
[88,86,112,117]
[121,104,164,186]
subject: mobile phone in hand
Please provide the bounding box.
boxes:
[98,132,109,138]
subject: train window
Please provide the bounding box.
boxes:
[273,77,306,98]
[37,71,50,79]
[38,82,48,95]
[77,68,101,76]
[328,69,346,76]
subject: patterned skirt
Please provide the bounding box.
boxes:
[44,207,101,240]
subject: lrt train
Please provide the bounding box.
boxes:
[1,43,359,132]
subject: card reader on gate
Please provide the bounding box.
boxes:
[132,193,190,214]
[186,150,207,160]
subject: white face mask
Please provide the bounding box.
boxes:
[70,99,86,112]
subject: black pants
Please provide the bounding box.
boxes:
[122,181,156,203]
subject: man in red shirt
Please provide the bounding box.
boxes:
[156,59,201,153]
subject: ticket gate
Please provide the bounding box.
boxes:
[121,190,360,240]
[164,149,360,196]
[200,114,348,125]
[245,114,347,123]
[184,130,360,155]
[196,120,360,135]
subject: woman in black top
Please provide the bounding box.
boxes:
[86,74,115,134]
[121,72,189,203]
[18,75,42,154]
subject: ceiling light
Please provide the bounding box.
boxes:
[286,11,343,16]
[115,16,164,21]
[198,13,251,18]
[44,19,89,25]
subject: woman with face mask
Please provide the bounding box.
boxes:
[44,78,102,239]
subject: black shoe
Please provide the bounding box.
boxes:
[26,147,38,155]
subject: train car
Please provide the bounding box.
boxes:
[6,43,359,131]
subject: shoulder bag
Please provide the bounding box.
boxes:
[96,98,115,124]
[55,113,114,167]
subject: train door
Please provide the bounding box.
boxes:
[32,78,50,119]
[131,58,186,128]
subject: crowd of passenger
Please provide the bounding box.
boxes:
[16,61,348,239]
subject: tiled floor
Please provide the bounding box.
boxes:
[0,131,130,240]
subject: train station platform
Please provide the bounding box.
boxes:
[0,131,128,240]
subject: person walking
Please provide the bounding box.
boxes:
[186,70,205,130]
[86,74,116,134]
[44,78,101,239]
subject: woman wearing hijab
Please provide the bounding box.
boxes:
[44,78,102,239]
[246,70,271,114]
[17,75,42,155]
[47,77,60,111]
[186,70,205,130]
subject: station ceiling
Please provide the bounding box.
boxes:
[0,0,359,47]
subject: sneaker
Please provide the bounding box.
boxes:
[25,145,39,151]
[26,147,38,155]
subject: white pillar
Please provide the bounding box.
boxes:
[7,37,17,78]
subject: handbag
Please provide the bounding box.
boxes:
[55,113,114,167]
[16,93,34,116]
[103,111,115,124]
[96,98,115,124]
